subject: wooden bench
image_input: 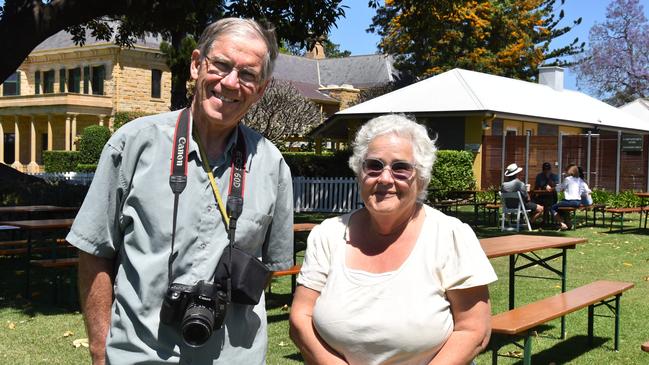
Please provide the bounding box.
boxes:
[605,207,642,232]
[30,257,79,305]
[642,340,649,353]
[0,239,72,257]
[490,280,634,365]
[268,265,302,294]
[556,204,606,229]
[30,257,79,269]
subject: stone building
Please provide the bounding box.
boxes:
[0,30,171,173]
[0,30,395,172]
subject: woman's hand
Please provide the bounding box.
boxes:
[428,285,492,365]
[289,286,348,365]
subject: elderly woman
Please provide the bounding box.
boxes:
[289,115,497,365]
[552,164,583,230]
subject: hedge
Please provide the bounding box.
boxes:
[42,151,80,172]
[283,150,355,177]
[428,150,476,201]
[113,111,152,130]
[78,125,111,165]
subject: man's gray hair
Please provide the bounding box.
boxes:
[196,17,279,82]
[348,114,437,201]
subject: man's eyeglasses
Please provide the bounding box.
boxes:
[204,55,261,88]
[362,158,416,181]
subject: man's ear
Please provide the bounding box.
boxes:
[189,49,201,80]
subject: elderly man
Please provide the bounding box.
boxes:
[501,163,544,224]
[68,18,293,364]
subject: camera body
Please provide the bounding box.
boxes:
[160,280,227,347]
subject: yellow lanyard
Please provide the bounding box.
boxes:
[193,129,230,228]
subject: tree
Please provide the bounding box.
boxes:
[367,0,584,81]
[0,0,347,109]
[241,79,321,147]
[574,0,649,106]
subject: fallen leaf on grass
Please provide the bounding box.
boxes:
[505,350,523,358]
[62,331,74,337]
[72,338,89,348]
[7,322,16,330]
[278,341,288,347]
[623,262,633,267]
[643,276,649,281]
[281,304,289,312]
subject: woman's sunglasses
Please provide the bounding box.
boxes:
[362,158,416,181]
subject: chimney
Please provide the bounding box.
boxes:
[538,66,564,91]
[306,39,326,59]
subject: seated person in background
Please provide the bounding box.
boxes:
[578,166,593,206]
[289,114,497,365]
[534,162,559,206]
[501,163,544,224]
[552,164,582,230]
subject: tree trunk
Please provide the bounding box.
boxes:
[169,32,190,110]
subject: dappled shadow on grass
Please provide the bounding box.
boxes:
[267,312,289,325]
[529,335,608,364]
[283,352,304,362]
[265,291,294,309]
[491,332,608,365]
[0,257,79,315]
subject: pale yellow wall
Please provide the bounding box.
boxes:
[114,49,171,114]
[465,116,483,189]
[502,119,539,135]
[558,125,581,135]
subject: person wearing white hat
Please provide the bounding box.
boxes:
[501,163,544,224]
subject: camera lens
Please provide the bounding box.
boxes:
[181,304,214,347]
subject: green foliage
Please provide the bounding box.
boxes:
[113,111,152,130]
[283,150,354,177]
[42,151,80,173]
[428,150,476,201]
[590,189,641,208]
[368,0,585,80]
[78,125,111,165]
[76,164,98,173]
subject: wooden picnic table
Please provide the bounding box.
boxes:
[634,192,649,229]
[479,234,587,338]
[0,218,75,299]
[0,205,78,222]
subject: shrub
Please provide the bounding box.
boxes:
[113,111,151,130]
[78,125,111,165]
[283,150,354,177]
[43,151,80,172]
[428,150,477,201]
[76,164,98,173]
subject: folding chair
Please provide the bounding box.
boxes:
[500,191,532,232]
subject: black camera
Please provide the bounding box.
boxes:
[160,280,228,347]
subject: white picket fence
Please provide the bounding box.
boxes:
[29,173,362,213]
[32,172,95,185]
[292,176,362,213]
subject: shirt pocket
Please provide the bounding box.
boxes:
[234,212,272,256]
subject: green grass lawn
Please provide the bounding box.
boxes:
[1,209,648,364]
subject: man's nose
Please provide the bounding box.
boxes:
[221,69,240,88]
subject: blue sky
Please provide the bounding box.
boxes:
[329,0,649,96]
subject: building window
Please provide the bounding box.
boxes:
[91,65,105,95]
[83,66,90,94]
[59,69,66,92]
[68,68,81,93]
[43,70,55,93]
[151,69,162,99]
[2,72,20,96]
[35,71,41,95]
[4,134,15,164]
